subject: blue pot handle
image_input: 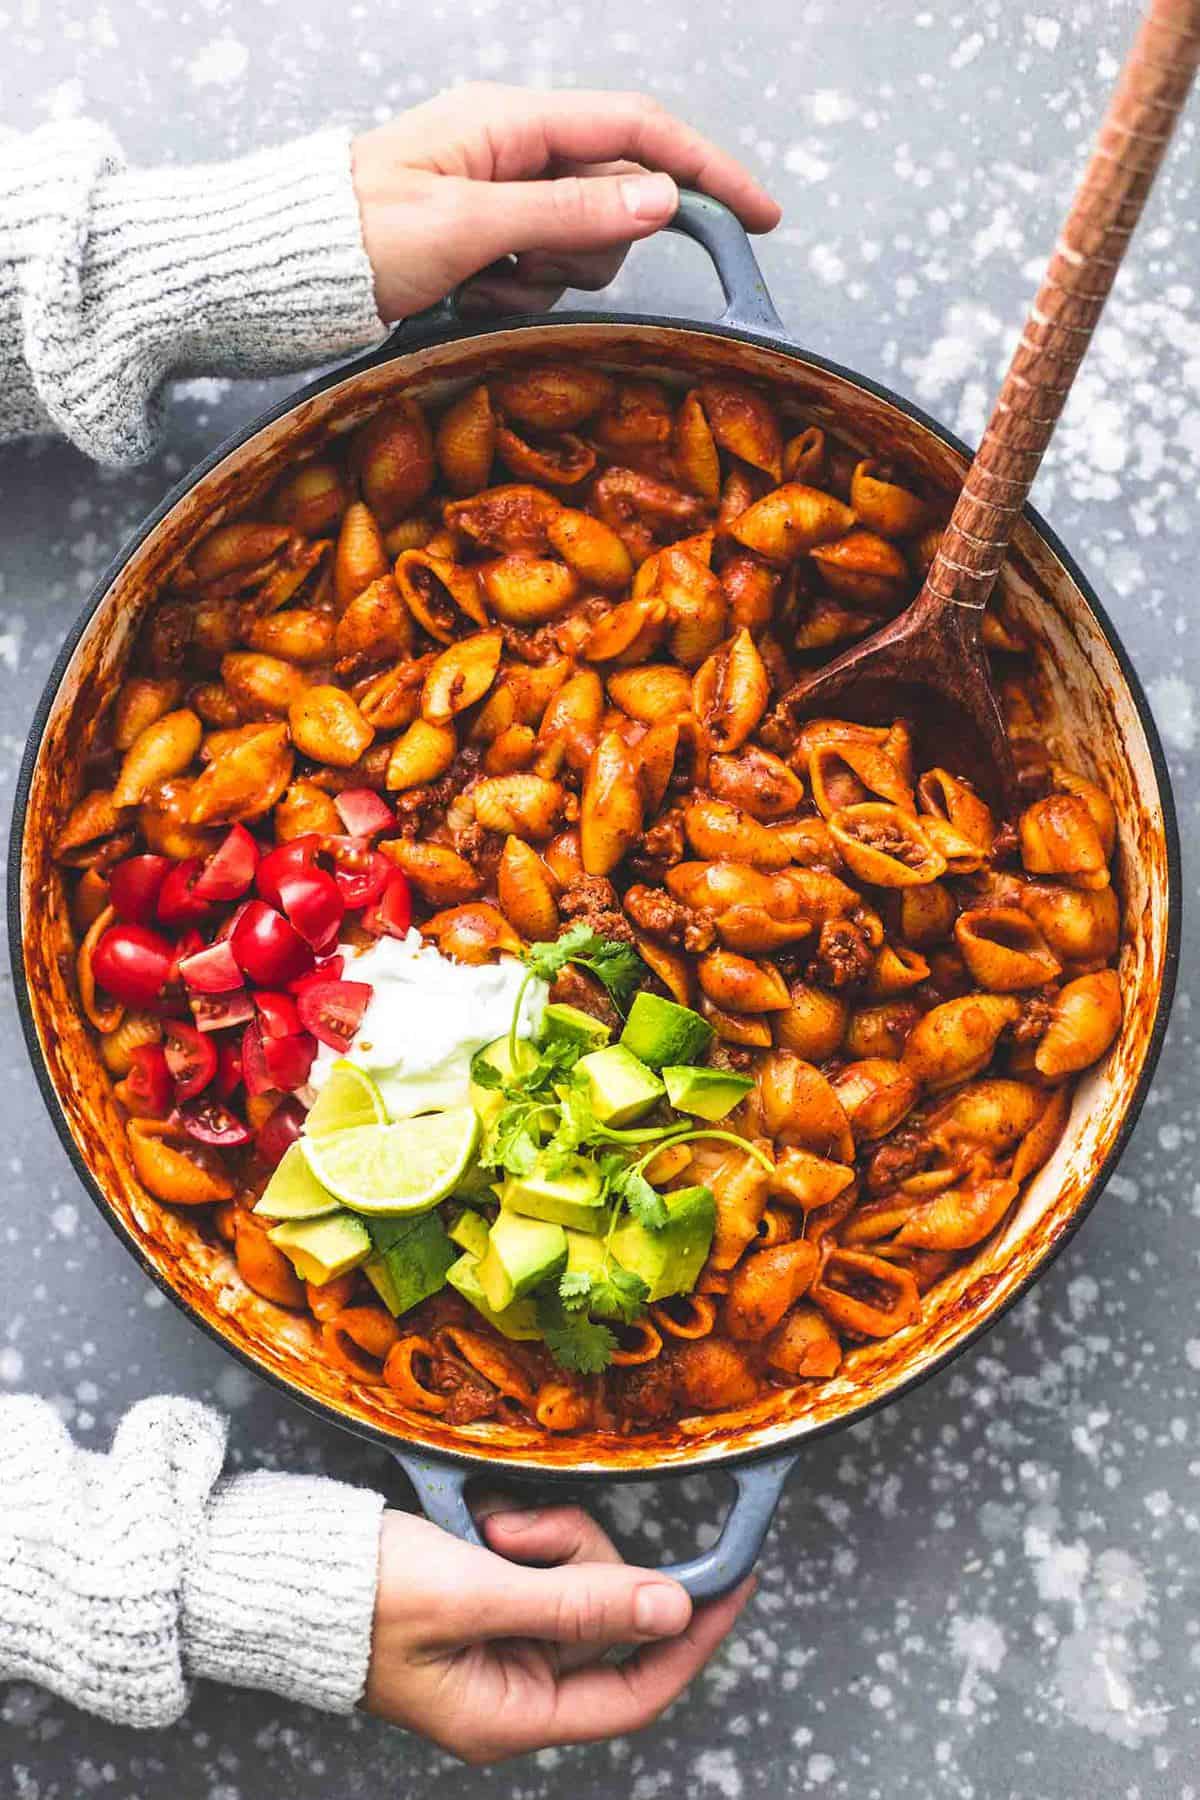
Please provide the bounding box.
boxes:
[664,190,786,338]
[392,1447,797,1602]
[372,188,785,356]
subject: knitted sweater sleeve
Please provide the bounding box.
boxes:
[0,1394,386,1727]
[0,120,386,465]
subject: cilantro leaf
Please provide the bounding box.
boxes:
[536,1290,617,1373]
[557,1270,595,1310]
[523,926,645,1017]
[589,1265,649,1323]
[483,1100,544,1177]
[607,1160,668,1230]
[468,1048,502,1090]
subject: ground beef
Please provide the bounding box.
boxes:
[390,748,482,836]
[558,876,636,945]
[643,807,687,866]
[853,818,927,867]
[429,1354,500,1426]
[609,1358,676,1425]
[989,820,1020,864]
[623,883,715,952]
[452,821,505,886]
[866,1124,930,1194]
[806,917,873,988]
[1013,987,1058,1045]
[707,1042,755,1075]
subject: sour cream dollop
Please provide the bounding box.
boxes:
[309,930,546,1118]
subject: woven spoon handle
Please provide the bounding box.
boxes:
[924,0,1200,611]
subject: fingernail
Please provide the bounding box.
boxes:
[635,1583,691,1636]
[621,172,677,221]
[489,1508,542,1533]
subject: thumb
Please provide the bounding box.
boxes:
[453,169,679,268]
[453,1555,693,1649]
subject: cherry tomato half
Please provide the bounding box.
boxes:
[164,1019,219,1101]
[255,990,304,1039]
[230,901,314,987]
[108,855,171,925]
[256,837,322,910]
[117,1043,173,1117]
[92,923,174,1008]
[276,866,344,952]
[189,988,256,1034]
[362,869,413,940]
[324,837,390,910]
[214,1038,244,1098]
[157,857,212,927]
[241,1019,275,1098]
[295,979,373,1052]
[289,953,345,995]
[254,1096,307,1170]
[334,789,395,839]
[181,1098,252,1147]
[263,1030,316,1092]
[177,938,243,994]
[193,824,260,904]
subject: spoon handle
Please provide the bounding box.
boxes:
[923,0,1200,612]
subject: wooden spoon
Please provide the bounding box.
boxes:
[766,0,1200,810]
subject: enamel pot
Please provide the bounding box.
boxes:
[9,194,1181,1599]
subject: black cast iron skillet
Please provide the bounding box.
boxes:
[9,194,1181,1599]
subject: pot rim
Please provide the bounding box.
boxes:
[8,306,1183,1485]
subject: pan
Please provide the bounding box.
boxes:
[9,192,1181,1600]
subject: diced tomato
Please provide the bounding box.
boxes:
[263,1030,317,1092]
[164,1019,219,1101]
[230,901,314,987]
[362,869,412,939]
[181,1098,252,1147]
[177,938,243,994]
[92,923,174,1008]
[276,866,344,952]
[241,1020,275,1098]
[120,1043,173,1117]
[108,855,171,925]
[325,837,390,910]
[214,1038,244,1098]
[255,990,304,1039]
[295,979,373,1052]
[334,789,395,839]
[190,988,256,1033]
[256,837,322,909]
[254,1096,307,1170]
[289,953,345,995]
[157,857,212,927]
[193,824,260,904]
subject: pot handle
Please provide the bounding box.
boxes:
[665,190,786,339]
[372,188,786,353]
[391,1447,797,1603]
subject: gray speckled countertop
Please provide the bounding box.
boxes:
[2,3,1198,1795]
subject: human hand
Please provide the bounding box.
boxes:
[364,1502,755,1762]
[352,84,780,322]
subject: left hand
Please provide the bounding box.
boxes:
[351,83,781,321]
[363,1501,755,1762]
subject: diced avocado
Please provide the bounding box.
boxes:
[501,1153,609,1233]
[609,1184,715,1302]
[541,1002,612,1052]
[448,1208,491,1260]
[362,1211,455,1316]
[663,1065,755,1122]
[452,1157,500,1204]
[470,1034,538,1126]
[447,1252,542,1340]
[477,1210,567,1313]
[576,1043,665,1126]
[254,1140,339,1220]
[267,1211,371,1285]
[620,991,714,1071]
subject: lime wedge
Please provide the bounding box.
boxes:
[304,1061,388,1138]
[300,1108,481,1217]
[254,1140,340,1220]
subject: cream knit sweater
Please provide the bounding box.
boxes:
[0,120,386,462]
[1,121,395,1723]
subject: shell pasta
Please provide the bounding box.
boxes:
[50,361,1124,1441]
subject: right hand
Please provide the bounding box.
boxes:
[364,1501,755,1762]
[352,83,780,321]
